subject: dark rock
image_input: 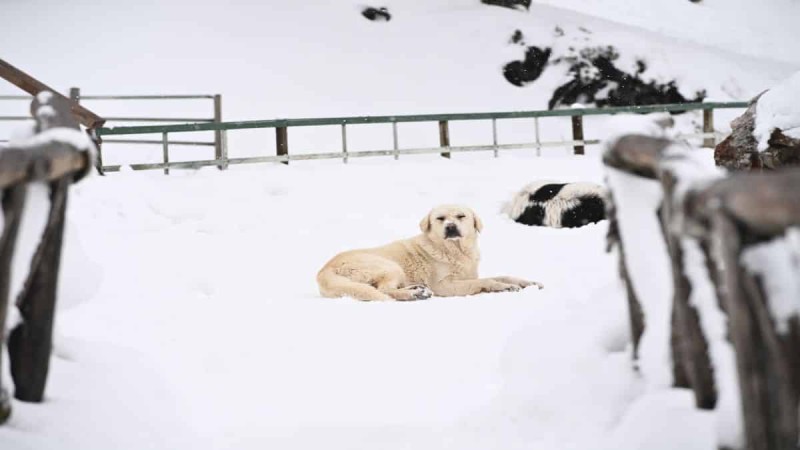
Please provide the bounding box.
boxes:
[553,26,564,37]
[482,0,531,11]
[715,93,800,171]
[503,46,551,87]
[362,6,391,21]
[510,29,524,45]
[547,45,706,110]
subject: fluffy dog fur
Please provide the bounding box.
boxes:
[317,205,543,301]
[502,181,607,228]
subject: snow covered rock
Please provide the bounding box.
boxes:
[361,6,391,22]
[482,0,531,11]
[714,71,800,171]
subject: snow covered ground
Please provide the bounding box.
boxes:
[1,0,800,449]
[3,151,645,450]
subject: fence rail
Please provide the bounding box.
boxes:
[90,101,748,175]
[0,87,223,173]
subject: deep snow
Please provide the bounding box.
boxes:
[4,151,642,450]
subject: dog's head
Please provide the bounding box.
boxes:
[419,205,483,242]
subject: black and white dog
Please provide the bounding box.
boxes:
[502,181,607,228]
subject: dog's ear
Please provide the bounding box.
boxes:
[473,211,484,233]
[419,214,431,233]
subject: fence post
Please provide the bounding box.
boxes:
[90,129,103,175]
[492,118,498,158]
[703,108,715,148]
[221,130,229,169]
[392,121,399,160]
[534,117,541,157]
[438,120,450,159]
[162,132,169,175]
[571,115,584,155]
[8,178,69,402]
[70,87,104,175]
[341,123,348,164]
[276,127,288,165]
[0,185,26,423]
[213,94,226,170]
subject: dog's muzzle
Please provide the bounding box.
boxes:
[444,224,461,239]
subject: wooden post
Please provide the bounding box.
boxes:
[660,171,716,408]
[0,91,92,407]
[534,117,541,157]
[8,178,68,402]
[341,124,348,164]
[213,94,225,170]
[91,129,104,176]
[0,185,26,423]
[571,115,584,155]
[492,118,498,158]
[438,120,450,159]
[392,122,399,160]
[162,132,169,175]
[276,127,288,165]
[703,108,715,148]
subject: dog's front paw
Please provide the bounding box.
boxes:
[401,284,433,300]
[483,281,520,293]
[520,280,544,290]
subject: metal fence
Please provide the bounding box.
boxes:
[0,90,223,172]
[93,101,748,175]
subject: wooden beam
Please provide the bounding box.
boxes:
[0,58,105,128]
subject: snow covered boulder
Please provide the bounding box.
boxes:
[715,71,800,171]
[501,181,607,228]
[482,0,531,11]
[361,6,391,22]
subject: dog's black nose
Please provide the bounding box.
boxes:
[445,224,460,238]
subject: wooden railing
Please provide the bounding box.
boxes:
[605,135,800,450]
[0,91,94,424]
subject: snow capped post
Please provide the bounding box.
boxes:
[606,132,800,449]
[603,134,739,446]
[0,91,95,421]
[683,169,800,450]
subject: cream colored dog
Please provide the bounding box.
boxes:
[317,205,543,301]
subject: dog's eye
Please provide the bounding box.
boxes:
[456,214,466,220]
[436,217,445,221]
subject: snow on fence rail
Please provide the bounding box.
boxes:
[92,101,748,175]
[604,135,800,450]
[0,91,94,425]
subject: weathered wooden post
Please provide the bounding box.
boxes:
[341,123,348,164]
[703,108,715,148]
[392,121,399,160]
[162,132,170,175]
[213,94,226,170]
[685,170,800,450]
[571,115,585,155]
[438,120,451,159]
[7,92,94,403]
[0,185,26,424]
[604,135,718,407]
[276,126,288,165]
